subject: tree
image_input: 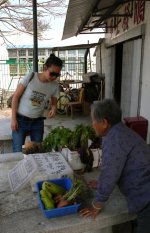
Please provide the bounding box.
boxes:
[0,0,67,45]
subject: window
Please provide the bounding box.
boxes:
[78,57,84,62]
[28,58,33,63]
[68,63,77,72]
[19,58,26,75]
[28,58,33,70]
[48,49,52,55]
[68,57,76,62]
[59,51,65,61]
[19,49,26,57]
[10,64,17,75]
[38,57,45,64]
[28,49,33,56]
[78,49,86,57]
[8,49,17,57]
[38,49,45,56]
[7,58,17,76]
[61,63,65,72]
[68,50,76,57]
[78,63,84,72]
[59,51,65,57]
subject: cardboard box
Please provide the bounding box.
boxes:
[8,152,73,193]
[30,152,74,192]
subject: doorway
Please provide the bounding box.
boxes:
[120,38,142,117]
[113,38,142,117]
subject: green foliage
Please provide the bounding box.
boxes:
[74,124,96,148]
[63,179,82,202]
[42,124,97,152]
[42,126,73,152]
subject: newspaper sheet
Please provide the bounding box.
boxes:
[8,155,38,193]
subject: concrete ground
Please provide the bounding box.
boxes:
[44,112,91,136]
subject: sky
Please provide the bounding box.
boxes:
[0,0,102,57]
[3,17,99,47]
[0,14,100,47]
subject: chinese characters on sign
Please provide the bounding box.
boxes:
[122,2,131,31]
[109,1,145,37]
[134,1,145,24]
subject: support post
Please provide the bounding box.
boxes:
[33,0,38,72]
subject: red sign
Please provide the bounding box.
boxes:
[109,1,145,36]
[134,1,145,24]
[122,2,131,31]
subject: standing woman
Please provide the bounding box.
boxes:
[11,54,63,152]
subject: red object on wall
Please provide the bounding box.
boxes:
[123,116,148,141]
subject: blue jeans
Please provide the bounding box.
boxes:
[12,115,44,152]
[137,202,150,233]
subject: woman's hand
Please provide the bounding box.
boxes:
[48,106,56,118]
[11,118,18,131]
[48,96,57,118]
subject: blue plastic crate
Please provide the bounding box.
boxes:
[36,178,81,218]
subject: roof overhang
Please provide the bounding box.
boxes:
[62,0,147,40]
[52,42,102,51]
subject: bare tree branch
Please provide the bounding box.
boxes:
[0,0,8,7]
[0,0,67,45]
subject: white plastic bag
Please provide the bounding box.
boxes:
[91,148,102,167]
[67,149,85,170]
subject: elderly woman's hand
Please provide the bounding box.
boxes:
[80,207,100,219]
[87,179,97,189]
[80,200,103,219]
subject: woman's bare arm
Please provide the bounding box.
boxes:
[11,84,25,131]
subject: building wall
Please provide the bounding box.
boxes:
[7,47,86,77]
[96,1,150,142]
[2,47,88,91]
[139,3,150,142]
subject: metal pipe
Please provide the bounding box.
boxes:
[33,0,38,72]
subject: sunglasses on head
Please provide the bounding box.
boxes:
[49,71,61,78]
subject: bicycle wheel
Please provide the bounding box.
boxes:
[57,94,70,115]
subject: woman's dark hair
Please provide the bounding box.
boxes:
[91,99,122,126]
[45,53,63,68]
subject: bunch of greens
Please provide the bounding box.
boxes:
[43,124,97,152]
[42,126,73,152]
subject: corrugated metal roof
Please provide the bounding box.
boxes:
[62,0,127,40]
[62,0,98,39]
[52,42,101,51]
